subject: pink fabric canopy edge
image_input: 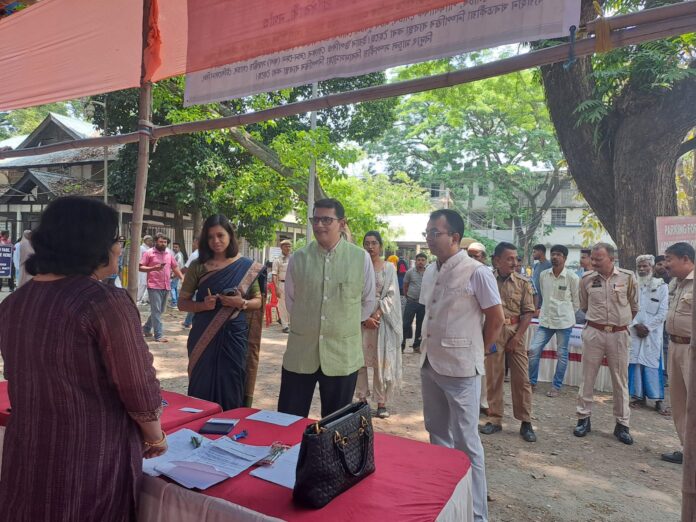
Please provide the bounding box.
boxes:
[0,0,465,111]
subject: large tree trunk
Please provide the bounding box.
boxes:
[539,0,696,268]
[173,208,187,256]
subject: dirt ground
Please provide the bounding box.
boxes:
[0,288,682,521]
[145,305,683,522]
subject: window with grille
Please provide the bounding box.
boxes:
[551,208,567,226]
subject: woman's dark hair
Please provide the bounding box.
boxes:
[198,214,239,264]
[26,196,119,276]
[363,230,383,247]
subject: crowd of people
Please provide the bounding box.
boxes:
[0,195,692,522]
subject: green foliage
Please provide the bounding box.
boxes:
[323,172,433,244]
[3,102,75,135]
[372,63,565,254]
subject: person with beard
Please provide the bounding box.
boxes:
[628,255,669,414]
[528,244,580,398]
[140,233,184,343]
[654,255,671,284]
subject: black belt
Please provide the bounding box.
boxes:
[279,280,285,282]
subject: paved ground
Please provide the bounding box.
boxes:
[0,289,684,521]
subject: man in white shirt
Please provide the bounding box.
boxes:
[181,237,199,329]
[528,244,580,397]
[272,239,292,333]
[137,235,153,304]
[419,209,504,522]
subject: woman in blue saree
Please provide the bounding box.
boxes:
[179,214,264,410]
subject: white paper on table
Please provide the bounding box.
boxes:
[245,410,303,427]
[156,461,229,490]
[207,418,240,425]
[142,428,210,477]
[250,444,300,489]
[181,437,271,478]
[179,407,204,413]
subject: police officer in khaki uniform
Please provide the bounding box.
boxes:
[272,240,292,333]
[660,242,694,464]
[480,242,537,442]
[575,242,638,444]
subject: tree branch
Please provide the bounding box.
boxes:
[678,136,696,158]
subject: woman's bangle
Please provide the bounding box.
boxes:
[144,431,167,448]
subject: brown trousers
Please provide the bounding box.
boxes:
[485,324,532,425]
[244,297,265,407]
[668,340,691,447]
[576,327,630,426]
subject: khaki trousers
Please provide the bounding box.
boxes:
[668,340,691,447]
[485,324,532,425]
[577,327,630,426]
[277,281,289,327]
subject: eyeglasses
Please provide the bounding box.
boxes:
[310,216,340,226]
[422,230,451,239]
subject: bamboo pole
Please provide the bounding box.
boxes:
[126,0,154,302]
[1,3,695,162]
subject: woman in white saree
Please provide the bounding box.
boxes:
[356,231,403,418]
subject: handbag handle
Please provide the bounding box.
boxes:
[334,425,371,478]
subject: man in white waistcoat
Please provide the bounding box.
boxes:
[419,209,505,522]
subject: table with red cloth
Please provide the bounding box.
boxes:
[159,390,222,431]
[138,407,473,522]
[0,386,221,430]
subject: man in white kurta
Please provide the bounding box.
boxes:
[628,255,669,412]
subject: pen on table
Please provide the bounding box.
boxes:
[231,429,248,441]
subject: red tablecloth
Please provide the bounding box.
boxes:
[160,390,222,431]
[0,382,9,427]
[153,408,472,521]
[0,385,221,431]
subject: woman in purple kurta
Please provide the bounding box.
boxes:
[0,197,166,521]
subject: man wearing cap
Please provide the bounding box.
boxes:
[468,242,488,265]
[574,242,638,444]
[660,242,694,464]
[272,240,293,333]
[628,254,668,413]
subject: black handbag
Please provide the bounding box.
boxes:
[293,401,376,508]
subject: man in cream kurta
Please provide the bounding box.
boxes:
[278,199,376,418]
[419,209,504,522]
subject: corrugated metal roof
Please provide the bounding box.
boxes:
[49,112,100,139]
[27,169,102,197]
[0,144,122,169]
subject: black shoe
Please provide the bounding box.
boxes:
[479,422,502,435]
[520,422,537,442]
[282,327,289,333]
[573,417,591,437]
[613,423,634,445]
[413,347,421,354]
[661,450,683,464]
[401,343,405,353]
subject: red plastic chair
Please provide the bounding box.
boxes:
[265,282,280,326]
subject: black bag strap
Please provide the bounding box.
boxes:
[334,425,371,477]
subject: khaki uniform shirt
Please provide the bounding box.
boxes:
[495,270,535,322]
[579,267,638,327]
[272,255,290,282]
[666,270,694,338]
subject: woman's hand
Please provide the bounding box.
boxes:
[143,433,168,459]
[200,295,218,311]
[363,317,380,330]
[218,293,245,309]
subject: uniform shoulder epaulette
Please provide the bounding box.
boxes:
[582,270,596,278]
[513,271,531,282]
[617,267,635,276]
